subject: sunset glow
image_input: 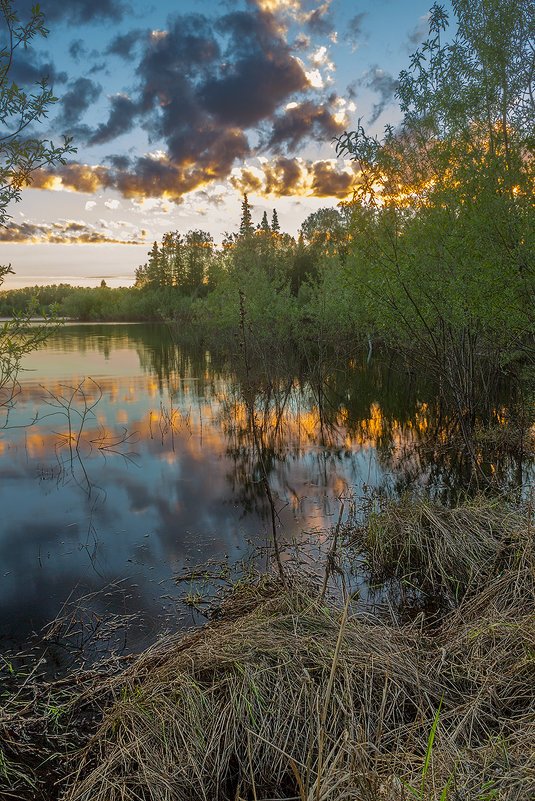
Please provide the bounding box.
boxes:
[0,0,440,287]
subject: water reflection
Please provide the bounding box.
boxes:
[0,323,530,661]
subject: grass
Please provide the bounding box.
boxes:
[351,494,526,610]
[1,496,534,800]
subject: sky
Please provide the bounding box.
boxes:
[1,0,447,288]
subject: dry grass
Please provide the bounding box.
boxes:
[1,497,534,801]
[353,494,526,607]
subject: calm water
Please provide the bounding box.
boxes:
[0,323,529,663]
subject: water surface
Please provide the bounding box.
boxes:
[0,323,528,663]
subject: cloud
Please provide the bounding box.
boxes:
[105,29,145,61]
[82,4,337,187]
[88,94,139,145]
[310,160,356,197]
[344,12,366,48]
[9,52,67,88]
[56,78,102,128]
[69,39,86,61]
[406,14,430,49]
[0,220,145,244]
[253,0,334,32]
[230,157,361,198]
[361,65,399,125]
[20,2,359,203]
[266,99,346,152]
[41,0,128,24]
[31,164,112,194]
[252,0,302,14]
[303,2,334,35]
[199,10,307,127]
[30,155,361,202]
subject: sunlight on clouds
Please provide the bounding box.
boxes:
[230,157,360,200]
[305,68,325,89]
[310,46,328,67]
[255,0,302,14]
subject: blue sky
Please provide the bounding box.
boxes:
[1,0,450,287]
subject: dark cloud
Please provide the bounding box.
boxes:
[25,2,358,200]
[262,157,304,195]
[9,52,67,88]
[231,157,361,199]
[31,163,113,194]
[362,65,399,124]
[69,39,86,61]
[88,62,108,75]
[266,100,345,153]
[305,3,334,36]
[42,0,128,24]
[105,154,132,171]
[311,161,355,197]
[200,54,306,128]
[344,12,366,46]
[84,5,312,187]
[57,77,101,128]
[88,94,139,146]
[31,156,360,202]
[106,29,145,61]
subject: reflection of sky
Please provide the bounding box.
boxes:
[0,324,381,651]
[4,322,519,658]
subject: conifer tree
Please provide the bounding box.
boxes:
[239,193,254,238]
[260,210,270,233]
[271,208,280,233]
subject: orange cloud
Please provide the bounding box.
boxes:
[0,220,146,244]
[231,157,361,199]
[27,154,361,204]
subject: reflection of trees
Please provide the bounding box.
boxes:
[214,345,529,506]
[46,324,530,500]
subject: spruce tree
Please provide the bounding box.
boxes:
[260,210,270,233]
[271,208,280,233]
[239,194,254,238]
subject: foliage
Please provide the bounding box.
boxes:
[337,0,535,450]
[0,1,75,399]
[0,0,75,224]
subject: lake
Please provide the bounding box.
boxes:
[0,323,529,666]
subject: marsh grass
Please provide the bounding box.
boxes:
[352,494,526,609]
[1,497,534,800]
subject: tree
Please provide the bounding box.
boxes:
[184,229,213,295]
[239,193,254,239]
[336,1,535,465]
[1,0,75,224]
[260,210,270,233]
[0,1,75,410]
[271,208,280,233]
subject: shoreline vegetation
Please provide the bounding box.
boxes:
[1,494,534,801]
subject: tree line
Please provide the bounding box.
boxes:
[0,195,356,331]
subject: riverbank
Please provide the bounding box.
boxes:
[1,495,533,801]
